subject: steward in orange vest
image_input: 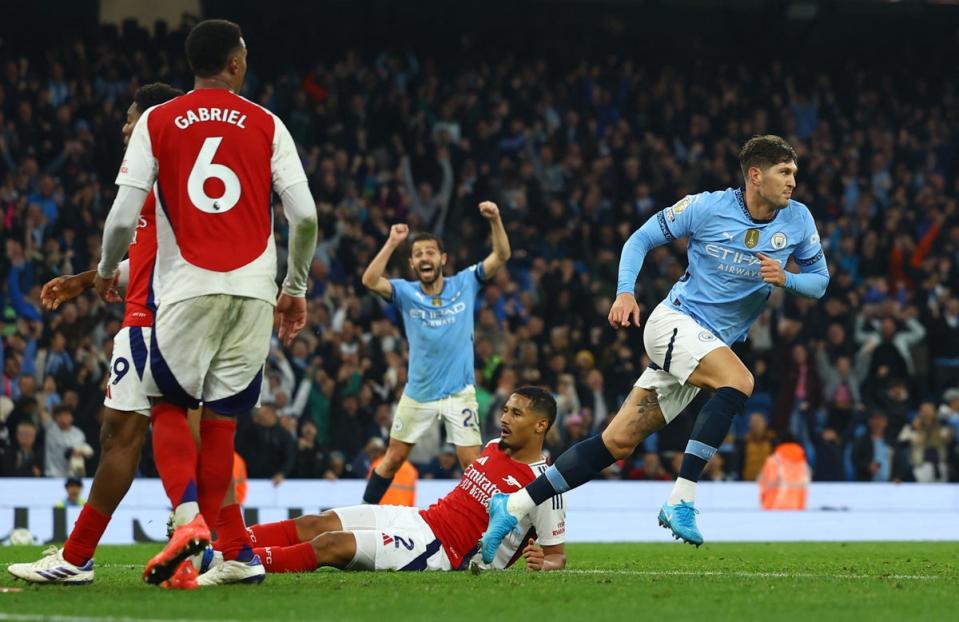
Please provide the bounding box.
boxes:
[758,441,811,510]
[370,457,418,506]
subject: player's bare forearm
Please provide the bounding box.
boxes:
[363,224,407,299]
[480,201,511,277]
[40,270,97,310]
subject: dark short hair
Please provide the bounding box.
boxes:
[738,135,797,179]
[185,19,243,78]
[408,232,445,256]
[52,404,72,417]
[512,386,557,431]
[133,83,183,113]
[65,477,82,489]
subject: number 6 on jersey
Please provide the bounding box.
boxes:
[188,137,241,213]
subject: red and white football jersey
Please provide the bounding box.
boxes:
[122,192,157,328]
[115,88,307,306]
[420,440,566,569]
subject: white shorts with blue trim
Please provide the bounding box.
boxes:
[147,294,272,415]
[104,326,153,417]
[392,386,481,447]
[635,303,725,423]
[335,505,452,572]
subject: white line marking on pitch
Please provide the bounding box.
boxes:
[562,569,939,580]
[0,615,240,622]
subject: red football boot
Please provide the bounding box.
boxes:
[160,559,199,590]
[144,514,211,585]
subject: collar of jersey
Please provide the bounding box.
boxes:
[417,277,447,298]
[735,187,780,225]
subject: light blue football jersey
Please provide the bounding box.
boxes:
[390,262,486,402]
[654,188,824,344]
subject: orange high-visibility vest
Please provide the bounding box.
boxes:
[233,452,248,506]
[758,442,810,510]
[370,458,418,506]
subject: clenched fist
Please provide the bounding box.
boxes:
[388,223,410,246]
[479,201,500,221]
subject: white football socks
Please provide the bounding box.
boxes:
[174,501,200,527]
[505,489,535,519]
[667,477,697,506]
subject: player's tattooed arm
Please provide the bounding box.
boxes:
[362,224,408,299]
[479,201,511,278]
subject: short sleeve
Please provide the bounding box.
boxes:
[271,115,309,194]
[793,208,824,266]
[530,494,566,546]
[115,108,157,191]
[388,279,409,309]
[659,193,704,241]
[461,262,486,295]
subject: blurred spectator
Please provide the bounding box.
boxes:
[813,428,846,482]
[852,413,893,482]
[625,452,672,481]
[420,445,463,480]
[737,414,775,481]
[55,476,85,508]
[0,421,43,476]
[898,402,950,483]
[41,405,92,477]
[236,404,296,486]
[349,437,386,479]
[292,420,331,479]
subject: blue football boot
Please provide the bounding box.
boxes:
[480,493,519,563]
[658,500,704,547]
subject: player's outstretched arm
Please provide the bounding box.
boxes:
[522,539,566,572]
[610,213,675,329]
[42,259,130,309]
[362,224,408,299]
[479,201,511,278]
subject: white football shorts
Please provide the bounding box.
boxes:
[147,294,272,414]
[334,505,452,572]
[103,326,153,417]
[391,385,481,447]
[635,303,726,422]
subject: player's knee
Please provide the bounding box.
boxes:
[601,428,637,461]
[380,447,408,474]
[310,532,353,566]
[99,411,147,456]
[295,512,337,540]
[727,370,754,397]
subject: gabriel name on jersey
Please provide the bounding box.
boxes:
[173,107,248,130]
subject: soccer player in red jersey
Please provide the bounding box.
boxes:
[203,388,566,574]
[94,19,317,587]
[7,83,193,587]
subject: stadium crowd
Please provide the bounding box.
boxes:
[1,17,958,486]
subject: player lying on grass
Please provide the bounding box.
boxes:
[481,135,829,559]
[198,387,566,574]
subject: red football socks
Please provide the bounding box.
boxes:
[216,503,255,562]
[62,505,111,566]
[247,519,301,547]
[196,419,236,527]
[151,402,198,508]
[253,542,317,573]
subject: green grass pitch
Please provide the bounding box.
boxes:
[1,542,957,621]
